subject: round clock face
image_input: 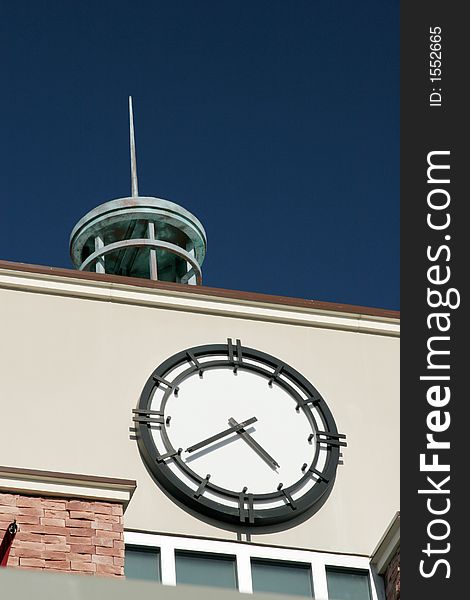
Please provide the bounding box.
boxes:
[134,339,346,529]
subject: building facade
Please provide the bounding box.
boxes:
[1,98,399,598]
[0,259,399,599]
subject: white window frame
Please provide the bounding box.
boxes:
[125,531,383,599]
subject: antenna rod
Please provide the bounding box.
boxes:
[129,96,139,197]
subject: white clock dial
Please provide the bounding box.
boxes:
[157,368,321,495]
[134,340,346,529]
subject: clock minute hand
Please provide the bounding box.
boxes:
[186,417,258,453]
[228,417,280,470]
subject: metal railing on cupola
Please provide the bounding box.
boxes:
[69,97,207,285]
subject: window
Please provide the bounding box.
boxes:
[124,532,381,597]
[251,559,314,598]
[125,546,161,582]
[326,568,372,600]
[175,551,237,589]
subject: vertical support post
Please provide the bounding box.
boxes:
[186,246,197,285]
[147,221,158,280]
[94,235,105,274]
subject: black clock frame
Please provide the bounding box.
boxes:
[134,339,346,528]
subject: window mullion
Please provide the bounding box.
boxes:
[311,559,328,599]
[236,551,253,594]
[160,542,176,586]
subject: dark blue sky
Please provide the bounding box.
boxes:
[0,0,399,310]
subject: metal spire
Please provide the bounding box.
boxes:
[129,96,139,197]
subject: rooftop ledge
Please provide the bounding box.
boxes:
[0,260,399,336]
[0,465,136,509]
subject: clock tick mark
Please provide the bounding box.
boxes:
[132,409,164,425]
[156,447,183,463]
[281,489,296,510]
[316,431,347,448]
[268,364,283,387]
[194,474,211,499]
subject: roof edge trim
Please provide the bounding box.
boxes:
[0,260,399,320]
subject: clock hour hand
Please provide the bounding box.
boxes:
[186,417,258,454]
[228,417,280,470]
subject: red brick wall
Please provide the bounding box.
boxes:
[0,492,124,576]
[384,547,400,600]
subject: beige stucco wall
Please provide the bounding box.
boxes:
[0,271,399,556]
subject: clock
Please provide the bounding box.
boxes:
[133,339,346,529]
